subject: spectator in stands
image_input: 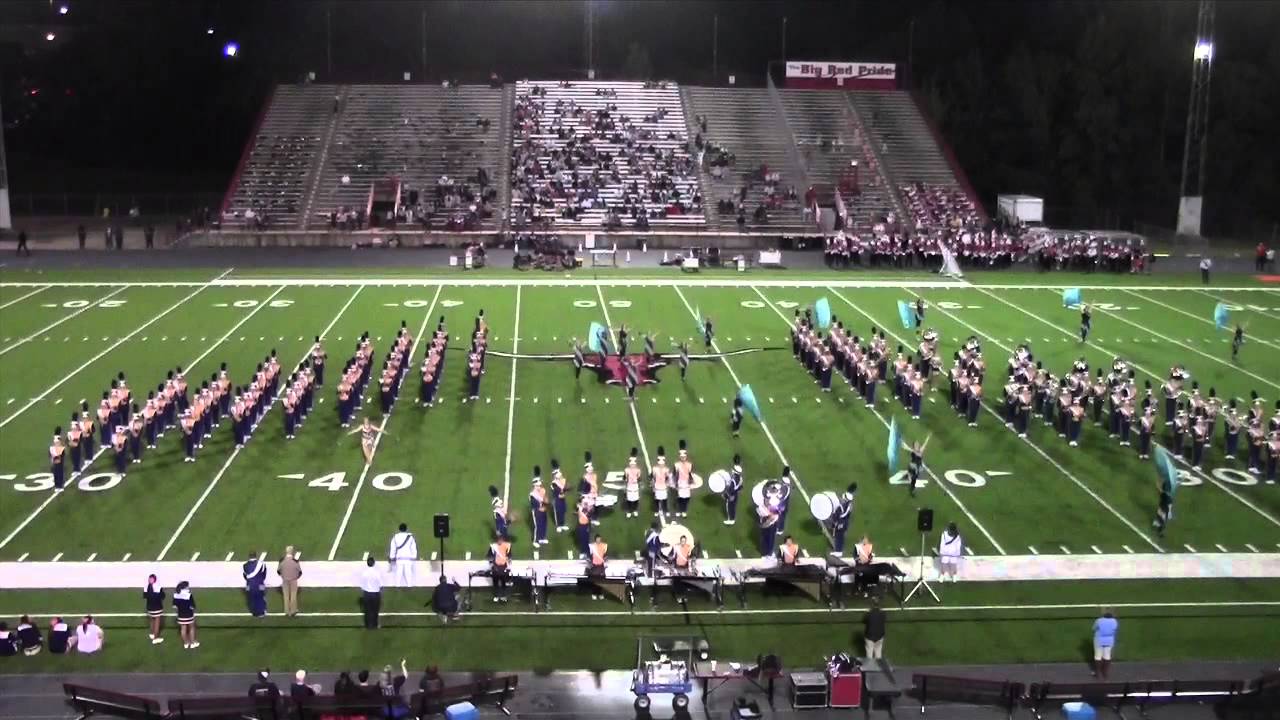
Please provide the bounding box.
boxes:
[378,659,410,717]
[0,621,16,657]
[16,616,42,655]
[1092,608,1119,679]
[248,670,280,699]
[419,666,444,695]
[356,669,375,697]
[333,671,357,697]
[48,617,70,654]
[72,614,104,654]
[278,545,303,617]
[863,599,886,660]
[291,669,321,699]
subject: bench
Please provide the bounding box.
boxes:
[64,684,164,720]
[911,674,1023,719]
[1026,679,1247,720]
[288,694,392,720]
[164,695,288,720]
[410,674,519,717]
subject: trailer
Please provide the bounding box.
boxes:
[998,194,1044,226]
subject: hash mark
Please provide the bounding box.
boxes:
[1184,544,1197,552]
[1122,545,1134,554]
[225,552,235,561]
[1215,544,1228,552]
[18,553,29,562]
[190,552,200,561]
[1028,546,1038,555]
[1091,545,1102,554]
[1059,545,1071,554]
[1245,544,1259,553]
[51,552,63,562]
[121,553,131,561]
[86,553,97,561]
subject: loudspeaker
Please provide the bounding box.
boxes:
[917,508,934,533]
[433,513,450,539]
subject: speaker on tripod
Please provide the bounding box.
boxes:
[904,508,940,604]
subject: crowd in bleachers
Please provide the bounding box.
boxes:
[509,81,704,229]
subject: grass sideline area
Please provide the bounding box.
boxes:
[1,579,1278,673]
[2,267,1279,670]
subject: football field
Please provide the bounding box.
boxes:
[3,268,1280,568]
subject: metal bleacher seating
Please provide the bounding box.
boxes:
[510,80,705,230]
[849,90,964,188]
[222,84,337,229]
[309,84,505,231]
[682,87,808,233]
[778,89,895,231]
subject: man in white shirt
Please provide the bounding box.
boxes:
[388,523,418,587]
[938,522,963,582]
[360,557,383,630]
[1200,256,1213,285]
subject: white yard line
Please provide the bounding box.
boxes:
[1071,289,1280,392]
[327,285,440,560]
[0,286,129,356]
[0,269,232,430]
[156,286,365,561]
[595,286,653,471]
[1123,289,1280,351]
[1195,289,1280,322]
[0,285,51,310]
[0,287,288,552]
[502,286,522,507]
[972,286,1280,529]
[763,286,1007,554]
[897,288,1163,551]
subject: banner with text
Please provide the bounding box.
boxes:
[785,61,897,90]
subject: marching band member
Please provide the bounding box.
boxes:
[143,395,158,449]
[1267,431,1280,483]
[529,469,549,546]
[965,374,982,427]
[388,523,418,587]
[180,409,196,462]
[723,455,743,525]
[487,533,512,603]
[173,581,199,650]
[1079,303,1092,343]
[79,407,95,460]
[1172,406,1188,457]
[775,466,793,535]
[938,523,963,582]
[242,552,268,617]
[1068,398,1085,447]
[576,498,592,560]
[129,408,144,463]
[673,535,694,571]
[904,435,931,497]
[624,449,642,518]
[855,535,875,565]
[311,337,327,386]
[731,398,744,437]
[1223,400,1242,460]
[1017,383,1033,438]
[831,483,856,554]
[347,417,387,465]
[1191,410,1209,471]
[467,346,482,400]
[1137,405,1155,459]
[644,521,662,576]
[67,414,83,476]
[651,447,670,518]
[1246,417,1265,475]
[1091,371,1108,426]
[581,452,600,526]
[758,501,779,559]
[111,424,129,475]
[1162,372,1182,426]
[143,574,165,644]
[97,397,112,447]
[49,431,66,490]
[674,440,693,518]
[283,381,298,440]
[778,535,800,566]
[551,463,569,532]
[488,485,509,538]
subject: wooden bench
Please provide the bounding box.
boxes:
[1026,679,1246,720]
[410,674,519,717]
[911,674,1023,719]
[63,684,164,720]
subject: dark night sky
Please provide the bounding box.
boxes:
[2,0,1277,235]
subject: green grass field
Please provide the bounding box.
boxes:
[2,266,1279,670]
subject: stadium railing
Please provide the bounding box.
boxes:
[63,683,164,720]
[409,673,520,716]
[1025,679,1248,720]
[911,674,1023,719]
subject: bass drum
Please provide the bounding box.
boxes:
[809,491,840,521]
[707,470,730,494]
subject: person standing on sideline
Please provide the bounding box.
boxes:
[77,224,87,250]
[278,546,302,617]
[863,599,887,660]
[938,522,963,582]
[388,523,418,587]
[143,574,166,644]
[1092,608,1119,679]
[360,556,383,629]
[242,552,268,617]
[1200,256,1213,284]
[173,580,199,650]
[144,224,155,249]
[16,229,30,256]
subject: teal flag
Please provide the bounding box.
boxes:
[887,416,901,474]
[1155,445,1178,495]
[1214,303,1229,330]
[815,297,833,330]
[695,307,705,334]
[1063,288,1082,307]
[897,301,917,330]
[738,385,762,422]
[587,322,607,353]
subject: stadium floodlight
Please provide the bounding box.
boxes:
[58,5,69,15]
[206,27,215,35]
[223,42,239,58]
[1193,40,1213,61]
[45,32,56,41]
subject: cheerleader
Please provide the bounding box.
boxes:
[142,575,165,644]
[111,424,129,475]
[528,470,549,546]
[49,432,66,490]
[651,447,670,517]
[903,435,931,498]
[173,581,199,650]
[347,417,386,465]
[551,463,569,532]
[623,450,642,518]
[488,486,508,538]
[66,414,83,475]
[674,440,693,518]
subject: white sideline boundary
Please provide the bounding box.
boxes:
[0,286,129,356]
[971,286,1280,530]
[807,287,1007,555]
[0,269,233,430]
[2,552,1277,589]
[0,285,50,310]
[0,286,288,552]
[327,285,440,560]
[895,287,1164,551]
[3,278,1279,290]
[156,286,366,561]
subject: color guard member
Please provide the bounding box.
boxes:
[348,417,387,465]
[1079,303,1092,343]
[904,435,931,497]
[731,398,744,437]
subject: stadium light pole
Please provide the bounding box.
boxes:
[584,0,594,79]
[712,14,718,84]
[1177,0,1214,236]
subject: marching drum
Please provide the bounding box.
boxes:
[707,470,730,494]
[595,494,619,508]
[809,491,840,521]
[752,479,784,513]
